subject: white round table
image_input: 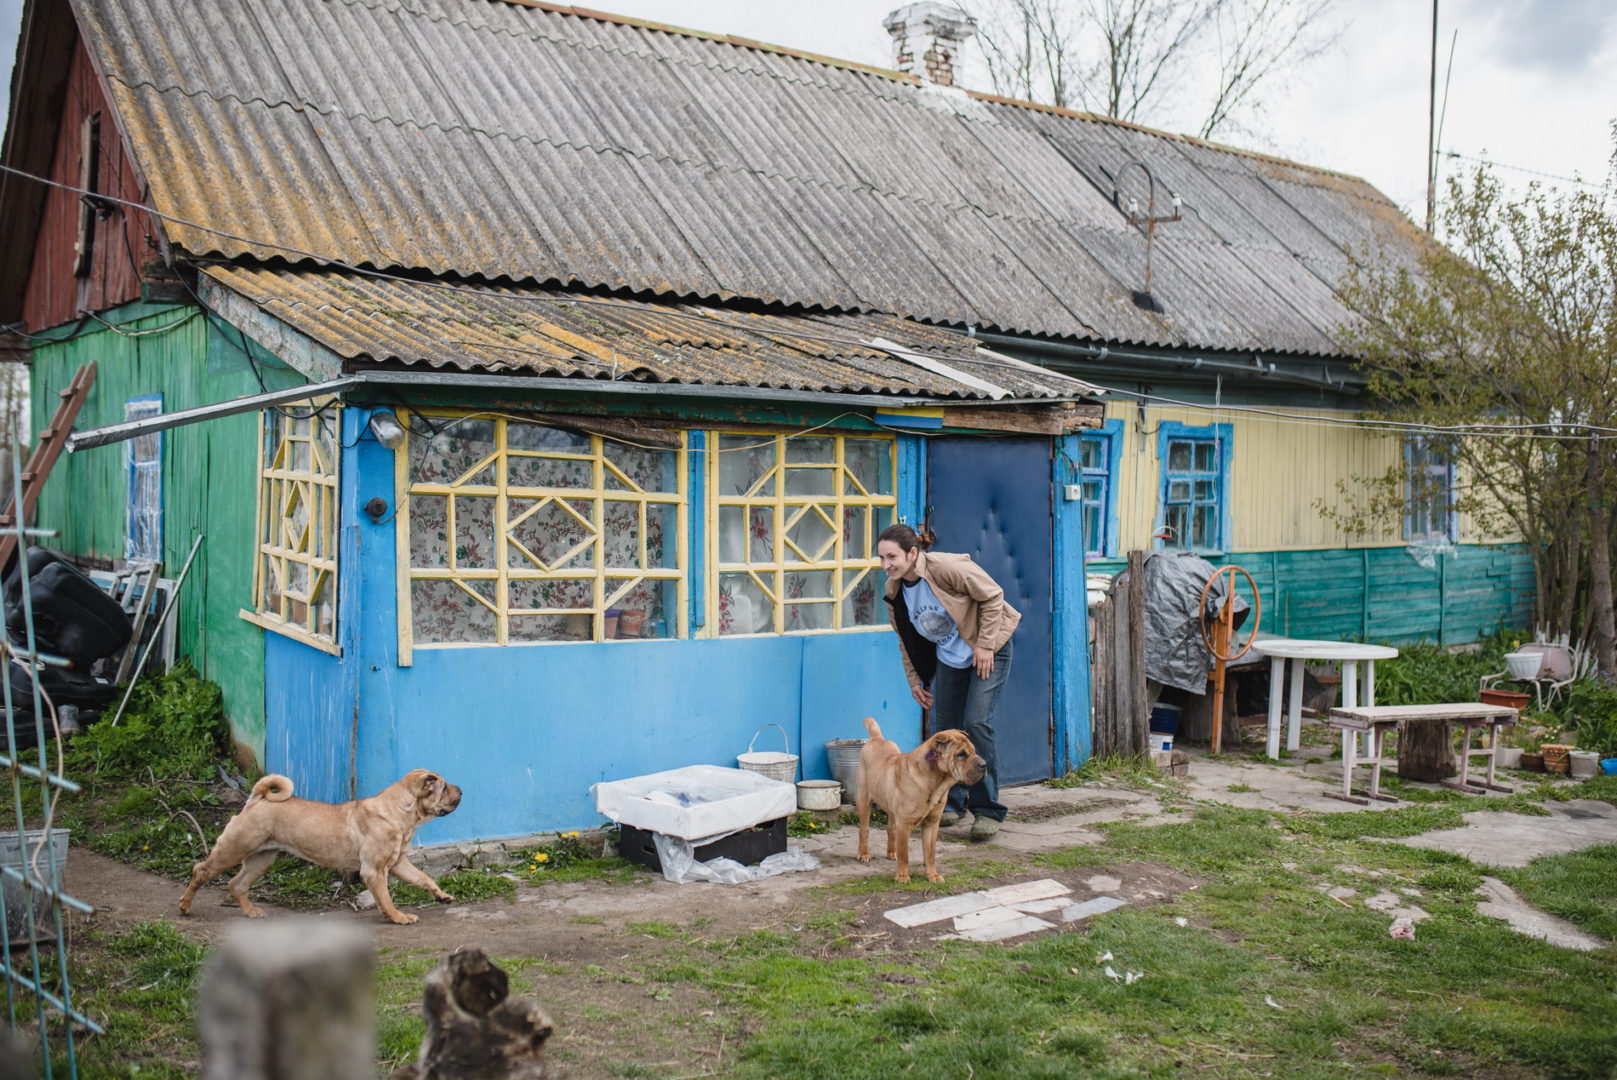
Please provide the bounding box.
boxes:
[1248,639,1400,759]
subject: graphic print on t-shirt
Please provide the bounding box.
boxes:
[903,577,975,670]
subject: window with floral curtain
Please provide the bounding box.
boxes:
[399,414,685,656]
[712,433,895,636]
[244,405,340,651]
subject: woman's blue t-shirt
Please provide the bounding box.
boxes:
[902,577,975,670]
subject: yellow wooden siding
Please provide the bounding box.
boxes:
[1104,400,1444,552]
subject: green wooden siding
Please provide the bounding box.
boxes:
[28,302,306,762]
[1087,544,1534,646]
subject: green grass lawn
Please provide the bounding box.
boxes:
[40,791,1617,1080]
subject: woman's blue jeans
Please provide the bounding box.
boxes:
[929,638,1012,822]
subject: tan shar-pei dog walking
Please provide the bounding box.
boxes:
[857,716,987,883]
[180,768,462,925]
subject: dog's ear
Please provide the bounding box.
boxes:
[410,770,440,798]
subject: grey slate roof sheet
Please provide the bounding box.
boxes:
[202,265,1095,401]
[74,0,1434,357]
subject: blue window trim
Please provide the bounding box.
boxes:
[1075,419,1123,558]
[1404,436,1458,543]
[1154,420,1233,554]
[124,394,164,562]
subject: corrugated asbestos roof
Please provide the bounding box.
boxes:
[72,0,1434,357]
[202,265,1095,401]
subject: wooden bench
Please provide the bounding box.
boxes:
[1326,703,1519,804]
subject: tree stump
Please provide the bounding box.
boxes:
[1397,718,1457,781]
[392,948,555,1080]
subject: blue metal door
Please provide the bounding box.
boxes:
[926,437,1054,783]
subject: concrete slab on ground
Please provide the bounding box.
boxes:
[1474,877,1609,951]
[1391,799,1617,867]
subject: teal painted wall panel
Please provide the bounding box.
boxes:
[28,303,306,762]
[1086,544,1534,645]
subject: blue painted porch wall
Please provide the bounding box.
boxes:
[262,409,921,842]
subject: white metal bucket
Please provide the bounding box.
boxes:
[796,780,842,810]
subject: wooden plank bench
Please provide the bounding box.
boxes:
[1326,703,1519,804]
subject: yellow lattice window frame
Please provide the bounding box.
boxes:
[395,412,687,663]
[241,404,341,655]
[709,432,896,636]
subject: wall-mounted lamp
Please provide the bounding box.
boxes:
[369,410,406,450]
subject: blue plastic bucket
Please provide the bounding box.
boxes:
[1150,704,1181,735]
[1601,758,1617,776]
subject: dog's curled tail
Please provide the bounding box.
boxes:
[863,716,882,741]
[249,774,295,804]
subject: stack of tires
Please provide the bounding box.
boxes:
[2,548,133,751]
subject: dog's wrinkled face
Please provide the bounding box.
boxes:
[408,770,463,818]
[925,731,987,786]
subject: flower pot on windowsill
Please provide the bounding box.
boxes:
[617,609,646,638]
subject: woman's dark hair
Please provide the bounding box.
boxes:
[878,522,935,552]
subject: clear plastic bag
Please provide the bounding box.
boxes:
[650,833,821,884]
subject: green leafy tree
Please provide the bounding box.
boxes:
[1336,150,1617,674]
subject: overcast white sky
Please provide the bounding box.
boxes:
[2,0,1612,221]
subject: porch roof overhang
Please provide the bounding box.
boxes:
[198,265,1101,404]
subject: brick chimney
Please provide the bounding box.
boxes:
[883,3,977,88]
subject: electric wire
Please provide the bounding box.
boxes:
[1087,381,1617,441]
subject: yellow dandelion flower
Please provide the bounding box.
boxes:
[535,853,550,863]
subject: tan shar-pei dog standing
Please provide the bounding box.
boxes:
[179,768,462,925]
[856,716,987,883]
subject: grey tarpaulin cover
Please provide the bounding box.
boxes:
[1131,551,1250,694]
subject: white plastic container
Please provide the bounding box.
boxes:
[1503,651,1544,680]
[1150,731,1175,752]
[592,764,796,841]
[1570,751,1600,780]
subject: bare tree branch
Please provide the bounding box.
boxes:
[965,0,1343,138]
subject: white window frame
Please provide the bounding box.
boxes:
[1405,436,1458,543]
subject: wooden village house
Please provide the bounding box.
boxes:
[0,0,1532,840]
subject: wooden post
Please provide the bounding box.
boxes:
[1124,550,1147,757]
[198,919,373,1080]
[1210,600,1231,754]
[1090,588,1114,756]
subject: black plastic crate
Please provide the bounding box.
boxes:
[617,816,788,873]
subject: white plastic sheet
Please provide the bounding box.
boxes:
[650,834,820,884]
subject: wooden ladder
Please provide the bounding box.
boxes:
[0,362,97,571]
